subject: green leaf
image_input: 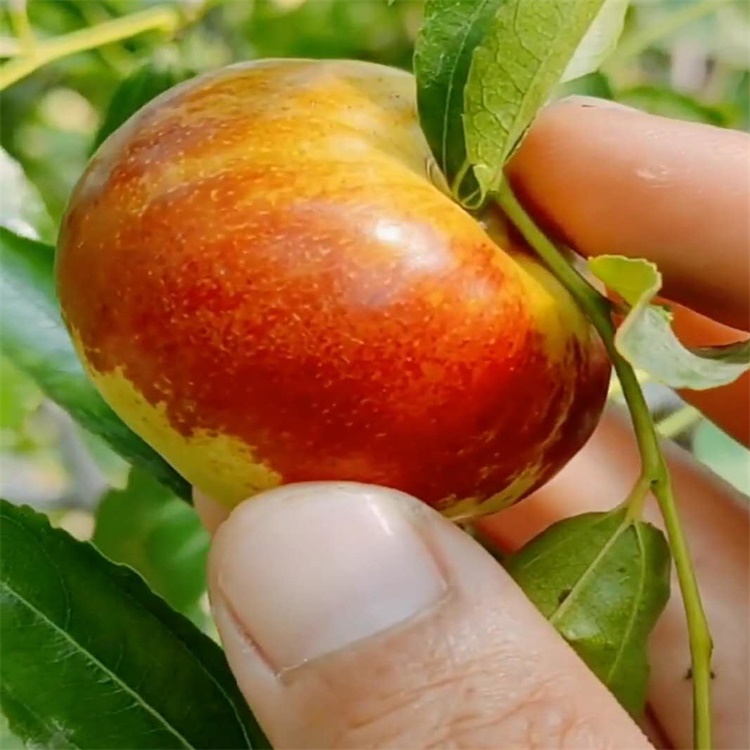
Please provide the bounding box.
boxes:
[414,0,504,201]
[414,0,624,204]
[463,0,608,201]
[0,713,25,750]
[0,146,55,243]
[555,70,614,100]
[0,499,269,749]
[91,51,196,154]
[93,469,209,622]
[0,226,191,500]
[561,0,629,83]
[505,509,671,716]
[589,254,750,389]
[616,86,729,126]
[0,357,43,433]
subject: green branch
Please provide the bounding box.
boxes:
[497,180,713,749]
[658,405,702,440]
[0,6,183,92]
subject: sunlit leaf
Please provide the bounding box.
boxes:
[463,0,608,203]
[562,0,629,82]
[0,147,54,242]
[589,255,750,389]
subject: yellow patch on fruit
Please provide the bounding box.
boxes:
[513,254,593,358]
[71,332,282,505]
[441,463,543,522]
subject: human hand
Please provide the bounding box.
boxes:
[195,98,750,749]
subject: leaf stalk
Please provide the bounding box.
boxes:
[496,180,713,749]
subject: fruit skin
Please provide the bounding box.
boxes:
[56,58,610,518]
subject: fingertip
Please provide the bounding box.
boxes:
[206,480,650,750]
[509,98,750,329]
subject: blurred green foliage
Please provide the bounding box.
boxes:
[0,0,748,626]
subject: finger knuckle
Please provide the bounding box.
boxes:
[327,650,597,750]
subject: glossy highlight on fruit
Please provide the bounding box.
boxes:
[56,58,610,519]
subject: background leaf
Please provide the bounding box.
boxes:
[693,419,750,496]
[0,499,268,749]
[504,509,671,716]
[0,146,55,243]
[589,255,750,389]
[615,85,730,126]
[91,49,196,154]
[555,70,614,99]
[463,0,606,202]
[0,226,191,500]
[0,357,43,435]
[93,468,209,623]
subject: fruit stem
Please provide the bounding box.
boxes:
[0,6,183,92]
[496,180,713,750]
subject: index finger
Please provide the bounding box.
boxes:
[508,98,750,331]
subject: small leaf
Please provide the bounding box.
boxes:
[0,499,269,749]
[93,469,209,622]
[589,254,750,389]
[505,509,671,715]
[561,0,629,83]
[92,51,195,154]
[414,0,504,200]
[463,0,608,201]
[0,226,191,500]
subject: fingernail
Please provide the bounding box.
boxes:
[560,95,638,112]
[211,482,448,673]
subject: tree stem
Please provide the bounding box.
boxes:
[496,180,713,749]
[0,6,182,92]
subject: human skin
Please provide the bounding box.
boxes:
[198,99,749,749]
[56,59,610,517]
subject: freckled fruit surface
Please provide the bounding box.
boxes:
[56,58,610,517]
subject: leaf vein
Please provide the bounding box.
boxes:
[1,582,196,749]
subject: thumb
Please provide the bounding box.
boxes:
[204,482,651,749]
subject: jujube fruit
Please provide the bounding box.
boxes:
[56,58,610,519]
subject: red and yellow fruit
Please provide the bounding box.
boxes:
[56,58,610,519]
